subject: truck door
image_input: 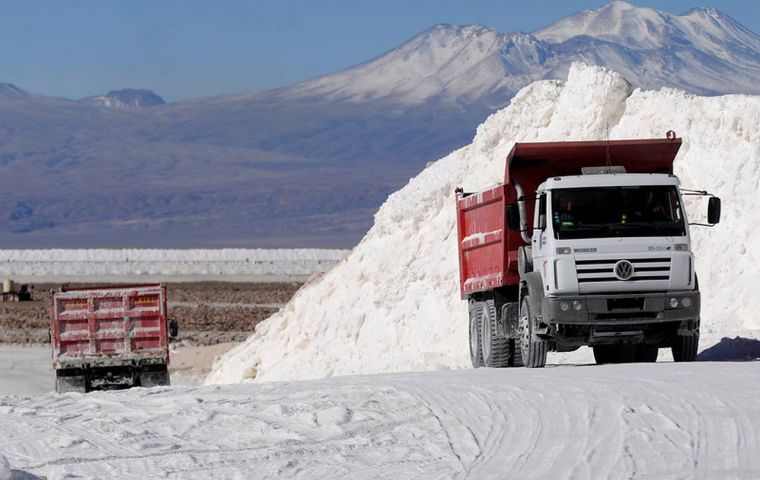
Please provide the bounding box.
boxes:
[532,193,550,285]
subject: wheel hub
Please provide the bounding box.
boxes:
[519,303,530,353]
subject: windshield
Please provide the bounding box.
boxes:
[551,185,686,239]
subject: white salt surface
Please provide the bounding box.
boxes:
[0,248,347,282]
[0,347,52,396]
[2,363,759,479]
[208,63,760,384]
[0,455,10,480]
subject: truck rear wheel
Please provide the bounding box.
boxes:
[510,338,524,367]
[519,296,547,368]
[481,299,510,368]
[672,333,699,362]
[469,301,484,368]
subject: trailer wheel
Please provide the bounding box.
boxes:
[469,301,484,368]
[55,371,87,394]
[481,299,510,368]
[672,332,699,362]
[519,296,547,368]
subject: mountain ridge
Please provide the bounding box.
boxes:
[81,88,166,109]
[2,1,760,247]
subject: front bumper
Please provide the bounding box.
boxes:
[542,291,700,325]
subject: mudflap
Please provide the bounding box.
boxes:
[55,369,87,394]
[499,302,518,338]
[139,364,170,388]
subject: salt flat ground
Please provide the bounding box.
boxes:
[0,347,52,396]
[1,361,758,480]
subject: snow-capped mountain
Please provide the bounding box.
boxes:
[531,0,760,94]
[82,88,165,109]
[536,1,760,52]
[285,0,760,106]
[282,24,514,106]
[2,1,760,248]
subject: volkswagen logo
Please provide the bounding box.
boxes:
[614,260,635,281]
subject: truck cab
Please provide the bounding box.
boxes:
[456,134,720,368]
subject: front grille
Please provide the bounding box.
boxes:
[576,257,671,283]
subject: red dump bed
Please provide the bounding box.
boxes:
[50,284,169,368]
[456,136,682,298]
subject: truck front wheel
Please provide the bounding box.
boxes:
[519,296,547,368]
[469,301,484,368]
[672,332,699,362]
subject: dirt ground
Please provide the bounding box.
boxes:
[0,281,302,346]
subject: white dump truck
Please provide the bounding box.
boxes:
[455,134,721,367]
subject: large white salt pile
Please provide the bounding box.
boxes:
[207,63,760,384]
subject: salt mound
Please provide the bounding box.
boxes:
[207,63,760,384]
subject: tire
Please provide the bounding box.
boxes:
[593,346,612,364]
[469,301,484,368]
[503,302,524,367]
[519,296,547,368]
[636,345,659,363]
[55,371,87,394]
[481,299,510,368]
[510,338,524,367]
[672,333,699,362]
[593,344,646,364]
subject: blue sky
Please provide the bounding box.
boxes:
[0,0,755,101]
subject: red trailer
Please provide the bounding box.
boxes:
[50,284,177,393]
[455,134,719,368]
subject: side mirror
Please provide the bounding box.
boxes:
[538,214,546,231]
[169,319,179,339]
[506,203,520,231]
[708,197,721,224]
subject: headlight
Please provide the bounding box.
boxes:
[560,301,570,312]
[674,244,688,252]
[669,297,679,308]
[556,247,571,255]
[573,300,583,311]
[681,297,692,308]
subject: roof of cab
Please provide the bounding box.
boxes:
[540,173,680,190]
